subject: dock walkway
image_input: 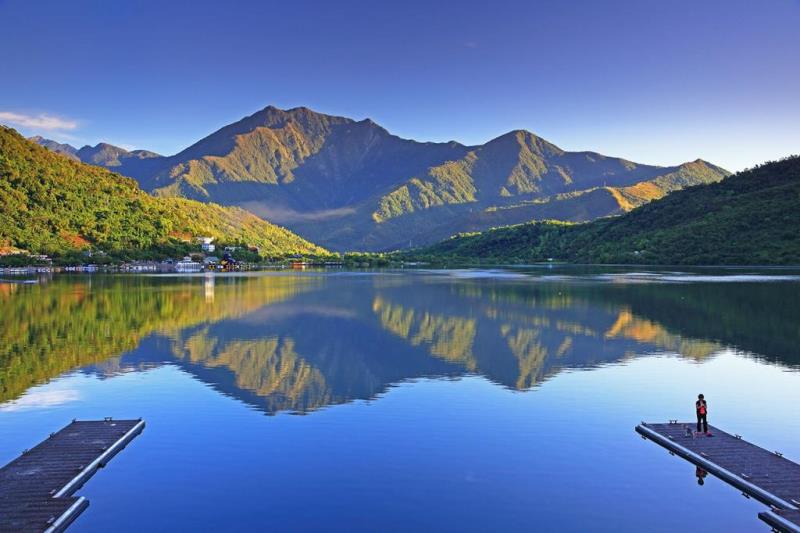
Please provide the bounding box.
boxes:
[0,419,144,532]
[636,422,800,532]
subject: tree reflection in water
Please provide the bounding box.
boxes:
[1,271,798,413]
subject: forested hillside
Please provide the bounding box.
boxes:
[416,156,800,265]
[0,127,326,257]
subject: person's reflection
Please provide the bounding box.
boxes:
[695,466,708,485]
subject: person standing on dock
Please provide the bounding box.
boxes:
[696,394,709,435]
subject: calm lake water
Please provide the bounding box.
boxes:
[1,268,799,532]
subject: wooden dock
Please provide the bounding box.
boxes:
[761,509,800,533]
[0,419,144,532]
[636,422,800,532]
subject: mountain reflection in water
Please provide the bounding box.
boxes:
[1,271,798,414]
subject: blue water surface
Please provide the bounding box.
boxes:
[1,269,798,531]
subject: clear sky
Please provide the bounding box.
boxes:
[1,0,798,171]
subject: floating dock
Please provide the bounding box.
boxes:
[0,419,144,532]
[636,422,800,532]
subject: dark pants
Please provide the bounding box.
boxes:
[697,413,708,433]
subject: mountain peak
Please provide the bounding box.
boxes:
[255,105,351,122]
[175,104,357,162]
[484,129,564,157]
[488,129,546,145]
[509,128,537,137]
[72,141,161,167]
[79,142,126,153]
[680,158,731,177]
[28,136,79,159]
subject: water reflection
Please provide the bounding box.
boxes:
[1,271,798,413]
[696,466,708,486]
[0,274,315,401]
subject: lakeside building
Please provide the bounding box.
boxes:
[175,256,202,272]
[121,262,159,273]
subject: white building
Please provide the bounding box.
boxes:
[175,256,202,272]
[198,237,215,253]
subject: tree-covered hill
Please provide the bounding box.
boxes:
[415,156,800,265]
[0,127,326,257]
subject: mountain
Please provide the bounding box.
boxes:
[2,127,325,256]
[29,135,79,160]
[75,142,161,167]
[416,155,800,265]
[30,136,164,177]
[31,106,730,251]
[358,133,728,250]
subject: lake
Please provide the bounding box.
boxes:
[1,268,799,532]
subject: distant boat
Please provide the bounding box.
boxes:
[175,257,202,272]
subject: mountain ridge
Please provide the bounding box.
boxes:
[29,105,730,251]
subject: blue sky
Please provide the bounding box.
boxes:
[0,0,798,171]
